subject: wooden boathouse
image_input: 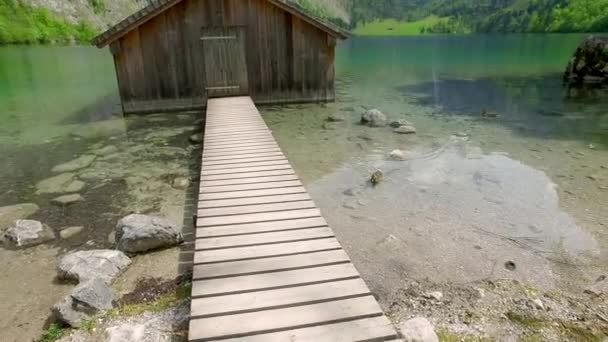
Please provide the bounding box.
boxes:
[92,0,348,114]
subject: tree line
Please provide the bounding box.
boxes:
[348,0,608,33]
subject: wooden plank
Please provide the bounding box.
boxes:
[196,227,334,250]
[203,135,276,145]
[199,193,311,210]
[202,151,283,161]
[197,208,322,227]
[188,296,382,340]
[202,160,290,171]
[191,278,369,317]
[199,187,307,200]
[201,169,295,181]
[199,199,314,217]
[217,316,397,342]
[191,263,360,297]
[200,180,301,193]
[202,144,281,154]
[201,165,294,176]
[203,148,282,158]
[201,174,298,187]
[197,216,326,237]
[193,249,349,279]
[194,238,341,264]
[203,139,278,149]
[202,156,287,167]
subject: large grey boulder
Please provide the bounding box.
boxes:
[52,155,96,173]
[36,173,85,194]
[115,214,183,253]
[58,249,131,284]
[399,317,439,342]
[564,36,608,84]
[3,219,55,248]
[361,109,387,127]
[0,203,39,230]
[116,214,183,253]
[54,278,114,327]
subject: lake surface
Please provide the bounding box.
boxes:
[0,34,607,340]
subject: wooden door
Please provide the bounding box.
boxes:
[201,26,249,98]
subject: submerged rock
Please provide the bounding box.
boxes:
[399,317,439,342]
[115,214,183,253]
[52,155,96,173]
[0,203,39,230]
[361,109,387,127]
[390,119,413,128]
[3,219,55,248]
[370,170,384,185]
[327,113,345,122]
[51,194,84,206]
[564,36,608,84]
[60,226,84,240]
[172,177,190,190]
[390,149,407,161]
[189,133,203,144]
[54,278,114,327]
[394,125,417,134]
[36,173,85,194]
[58,249,131,284]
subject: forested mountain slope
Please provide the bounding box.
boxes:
[351,0,608,34]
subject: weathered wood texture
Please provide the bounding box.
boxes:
[112,0,336,113]
[190,96,398,341]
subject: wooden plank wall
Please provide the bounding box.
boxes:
[113,0,336,113]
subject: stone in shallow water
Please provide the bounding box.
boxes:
[115,214,183,253]
[0,203,39,230]
[52,194,84,206]
[361,109,387,127]
[60,226,84,239]
[393,125,417,134]
[54,278,114,328]
[3,219,55,248]
[58,249,131,284]
[390,119,414,128]
[52,155,96,173]
[172,177,190,190]
[189,133,203,144]
[390,149,407,161]
[36,173,85,194]
[327,113,345,122]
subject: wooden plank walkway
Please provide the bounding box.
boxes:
[190,96,399,342]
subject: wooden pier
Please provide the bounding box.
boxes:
[190,96,399,341]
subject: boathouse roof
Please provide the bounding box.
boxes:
[92,0,349,48]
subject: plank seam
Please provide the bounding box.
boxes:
[197,188,307,200]
[196,225,329,238]
[193,260,351,281]
[197,213,322,227]
[189,312,386,341]
[190,292,371,320]
[193,247,343,265]
[191,276,361,299]
[198,203,316,217]
[199,183,304,194]
[195,235,335,251]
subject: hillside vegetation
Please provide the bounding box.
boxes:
[352,0,608,35]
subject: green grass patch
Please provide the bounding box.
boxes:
[353,16,451,36]
[0,0,98,44]
[39,323,69,342]
[505,311,546,330]
[437,328,495,342]
[109,281,192,318]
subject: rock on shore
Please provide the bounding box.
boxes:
[115,214,183,253]
[399,317,439,342]
[54,278,114,328]
[58,249,131,284]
